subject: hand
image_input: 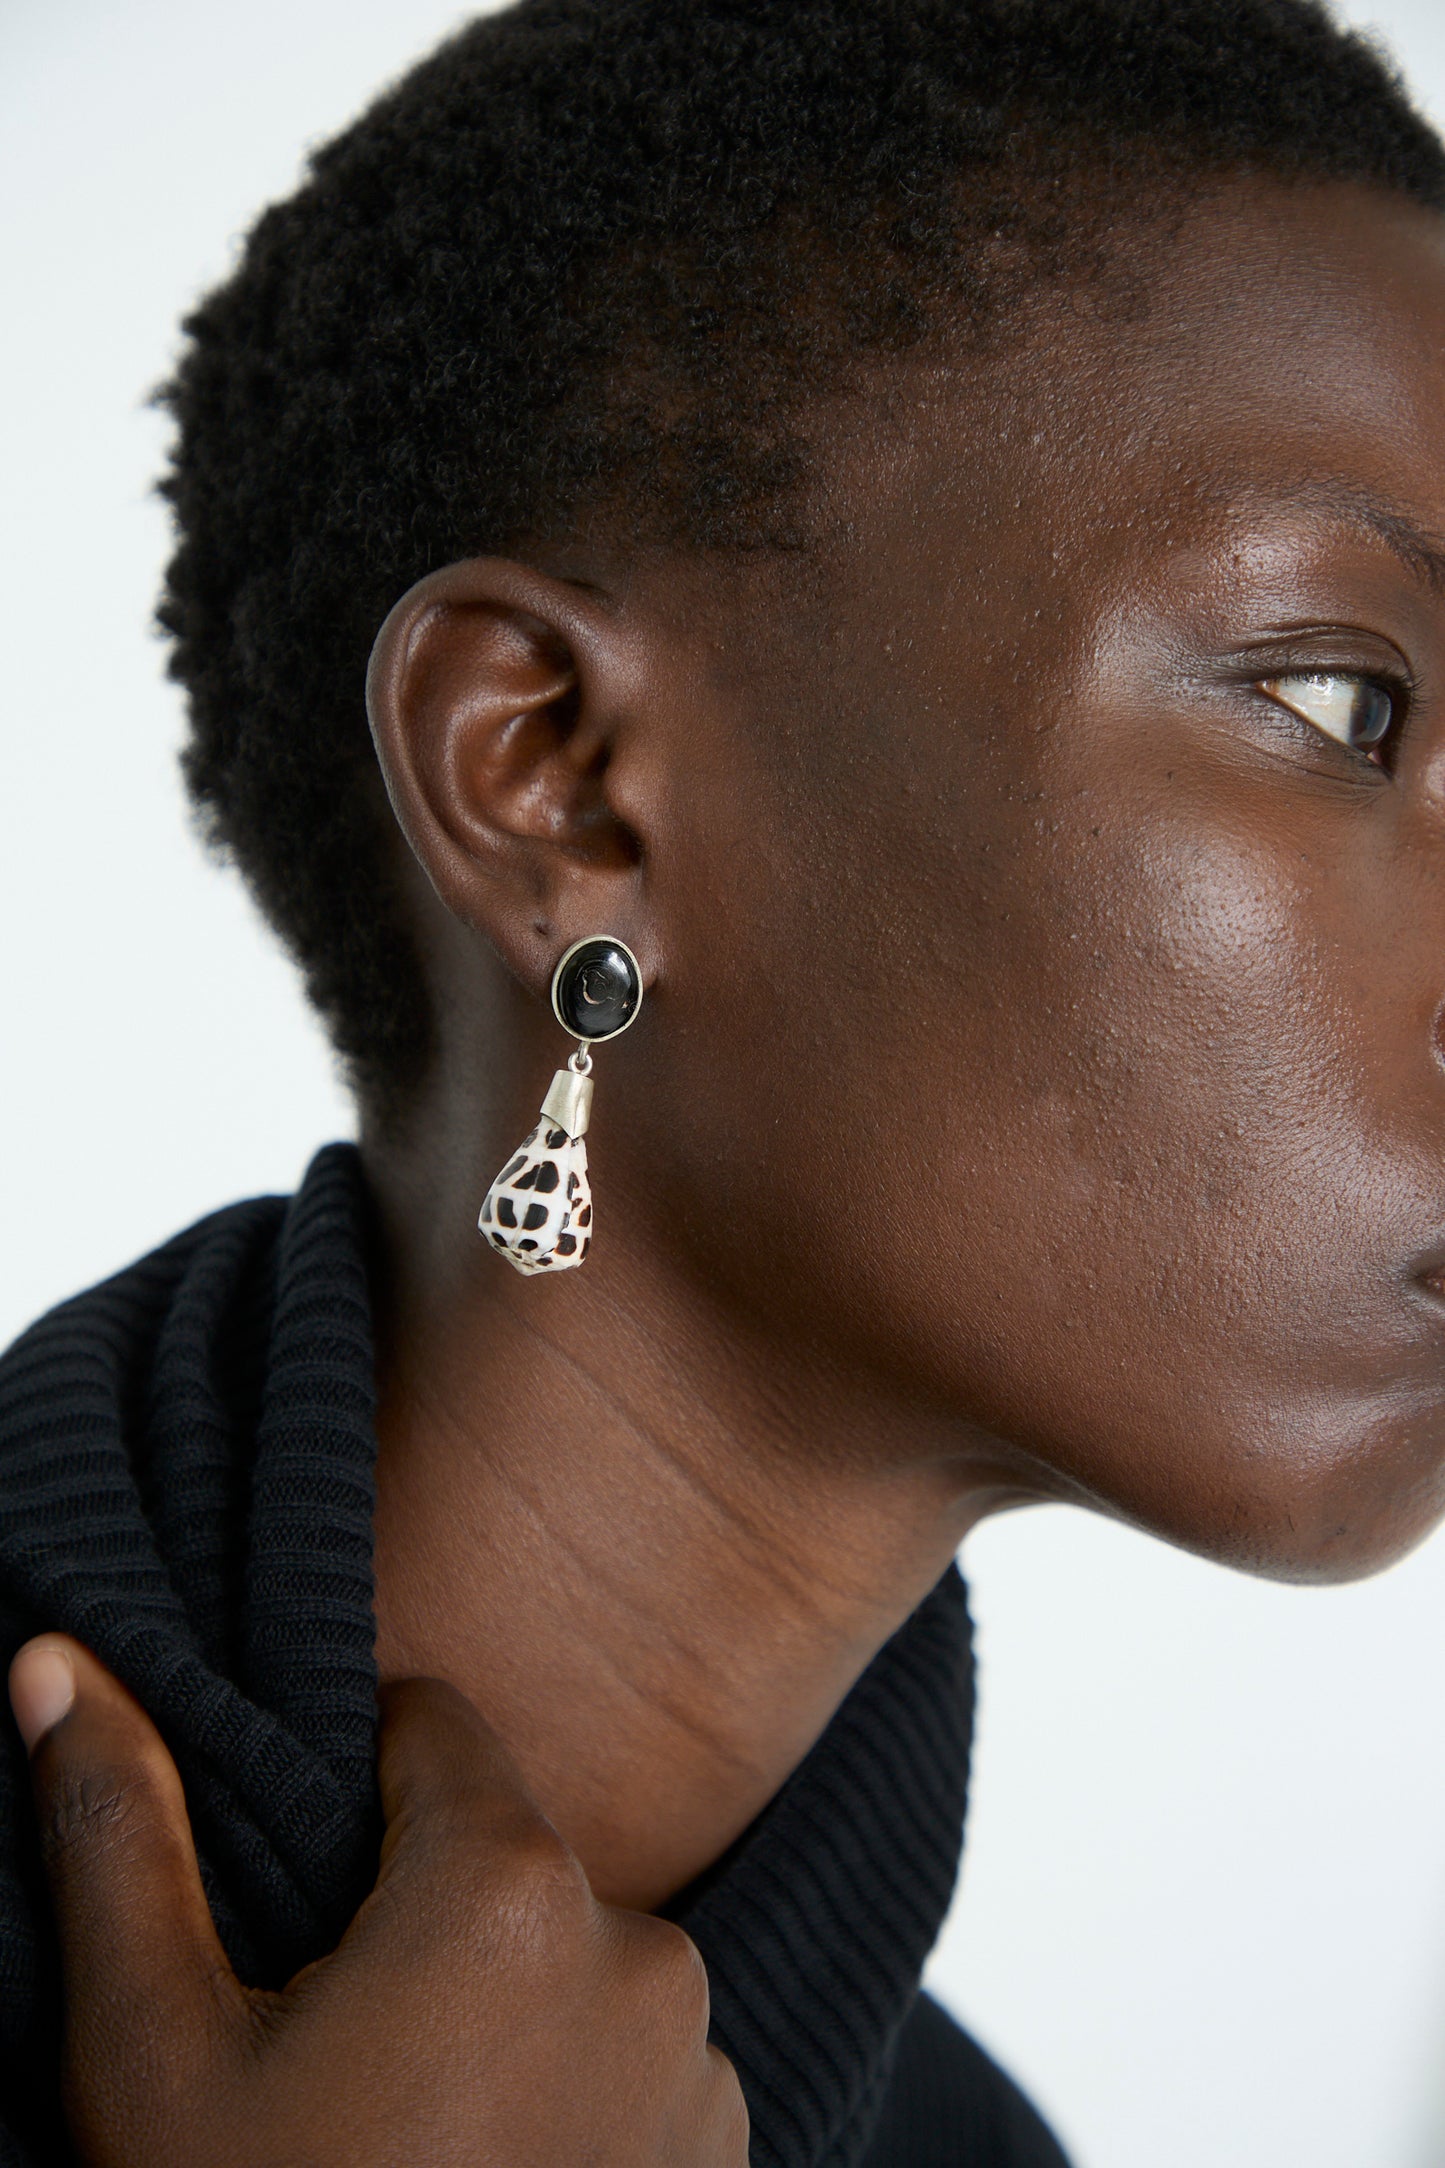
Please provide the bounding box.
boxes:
[8,1637,749,2168]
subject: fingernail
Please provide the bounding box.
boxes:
[9,1642,76,1753]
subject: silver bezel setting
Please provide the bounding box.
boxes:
[549,935,644,1043]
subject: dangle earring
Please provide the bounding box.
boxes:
[478,936,644,1275]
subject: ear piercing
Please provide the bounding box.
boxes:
[478,936,643,1274]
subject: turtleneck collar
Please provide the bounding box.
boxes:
[0,1143,973,2167]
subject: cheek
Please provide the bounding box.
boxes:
[955,798,1445,1571]
[662,761,1445,1580]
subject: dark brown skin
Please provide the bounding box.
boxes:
[14,173,1445,2161]
[8,1643,746,2166]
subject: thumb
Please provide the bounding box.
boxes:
[9,1637,245,2083]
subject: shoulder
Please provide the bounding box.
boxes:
[863,1993,1073,2168]
[0,1188,294,1543]
[1,1188,291,1374]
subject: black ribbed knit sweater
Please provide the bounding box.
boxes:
[0,1145,1069,2167]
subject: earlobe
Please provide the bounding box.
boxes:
[364,557,645,953]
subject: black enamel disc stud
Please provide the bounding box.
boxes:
[550,936,643,1043]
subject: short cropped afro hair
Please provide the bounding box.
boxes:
[157,0,1445,1123]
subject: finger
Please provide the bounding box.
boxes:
[374,1675,568,1865]
[9,1637,243,2064]
[364,1676,594,1963]
[600,1912,750,2160]
[701,2044,751,2164]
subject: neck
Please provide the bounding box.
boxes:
[363,1113,1020,1913]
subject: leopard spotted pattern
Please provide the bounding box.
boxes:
[478,1119,592,1274]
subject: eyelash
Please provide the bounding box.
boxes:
[1257,669,1410,768]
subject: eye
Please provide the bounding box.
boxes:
[1260,671,1397,757]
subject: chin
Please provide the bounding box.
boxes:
[1179,1401,1445,1588]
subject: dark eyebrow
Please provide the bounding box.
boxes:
[1276,480,1445,599]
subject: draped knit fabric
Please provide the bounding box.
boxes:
[0,1145,1069,2167]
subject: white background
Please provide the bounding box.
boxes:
[4,4,1445,2162]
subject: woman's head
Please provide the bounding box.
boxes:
[160,0,1445,1582]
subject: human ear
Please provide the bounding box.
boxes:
[365,556,652,990]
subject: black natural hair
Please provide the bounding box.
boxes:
[157,0,1445,1122]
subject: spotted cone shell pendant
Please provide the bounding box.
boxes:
[479,936,642,1275]
[479,1067,593,1274]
